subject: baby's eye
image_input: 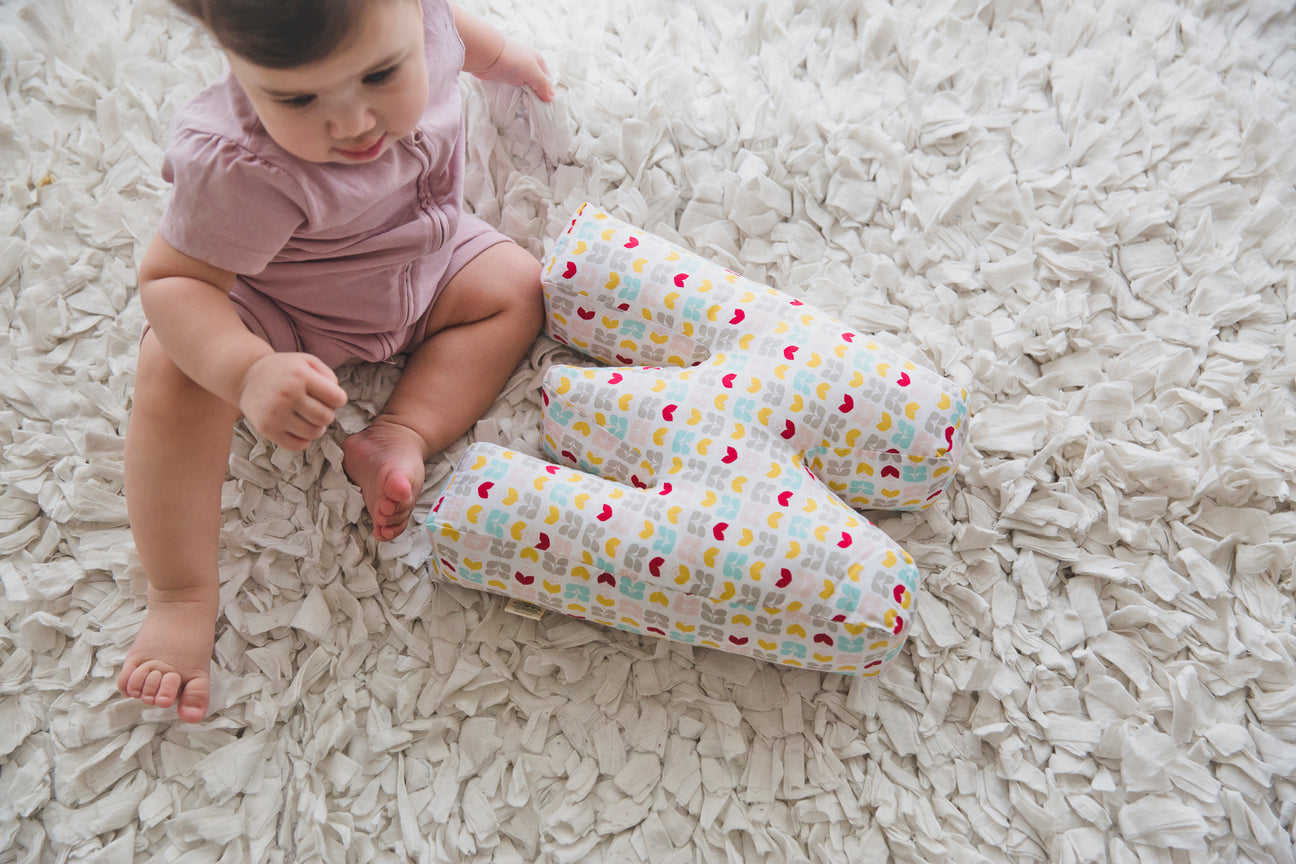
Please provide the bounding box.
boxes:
[278,94,316,109]
[363,65,399,86]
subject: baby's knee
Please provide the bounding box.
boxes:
[496,246,545,322]
[135,330,195,396]
[502,244,543,294]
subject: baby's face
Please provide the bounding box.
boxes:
[227,0,428,164]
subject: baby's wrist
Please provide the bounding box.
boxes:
[233,349,274,403]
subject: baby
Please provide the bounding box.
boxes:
[118,0,554,722]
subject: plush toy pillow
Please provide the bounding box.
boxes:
[427,204,968,675]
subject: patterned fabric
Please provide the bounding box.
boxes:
[427,204,969,675]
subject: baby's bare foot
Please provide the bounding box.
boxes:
[342,419,427,541]
[118,587,218,723]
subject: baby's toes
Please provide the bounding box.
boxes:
[385,502,413,529]
[154,672,183,708]
[382,473,414,512]
[141,668,166,703]
[123,664,151,698]
[176,677,210,724]
[374,522,403,542]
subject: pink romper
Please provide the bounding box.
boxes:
[156,0,508,367]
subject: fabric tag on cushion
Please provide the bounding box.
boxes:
[428,204,968,675]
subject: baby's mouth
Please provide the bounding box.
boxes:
[336,134,387,161]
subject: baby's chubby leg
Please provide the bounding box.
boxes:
[119,331,242,723]
[343,242,544,540]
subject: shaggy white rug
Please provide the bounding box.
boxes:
[2,0,1295,861]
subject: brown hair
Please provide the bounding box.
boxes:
[169,0,368,68]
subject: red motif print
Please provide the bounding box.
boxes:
[427,206,972,684]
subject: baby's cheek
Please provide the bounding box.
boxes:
[395,75,430,137]
[257,112,328,163]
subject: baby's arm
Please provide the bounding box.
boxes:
[453,5,554,102]
[138,234,347,450]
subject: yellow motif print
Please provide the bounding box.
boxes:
[429,206,969,681]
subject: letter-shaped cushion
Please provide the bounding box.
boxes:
[427,204,968,675]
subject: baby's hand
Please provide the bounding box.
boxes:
[237,353,348,450]
[475,40,555,102]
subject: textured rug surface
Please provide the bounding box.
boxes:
[2,0,1295,861]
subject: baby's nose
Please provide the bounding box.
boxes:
[329,102,376,139]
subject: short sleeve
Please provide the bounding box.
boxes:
[158,128,306,276]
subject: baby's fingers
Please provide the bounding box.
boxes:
[294,392,339,430]
[529,53,555,101]
[304,355,348,409]
[276,432,314,452]
[289,406,331,439]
